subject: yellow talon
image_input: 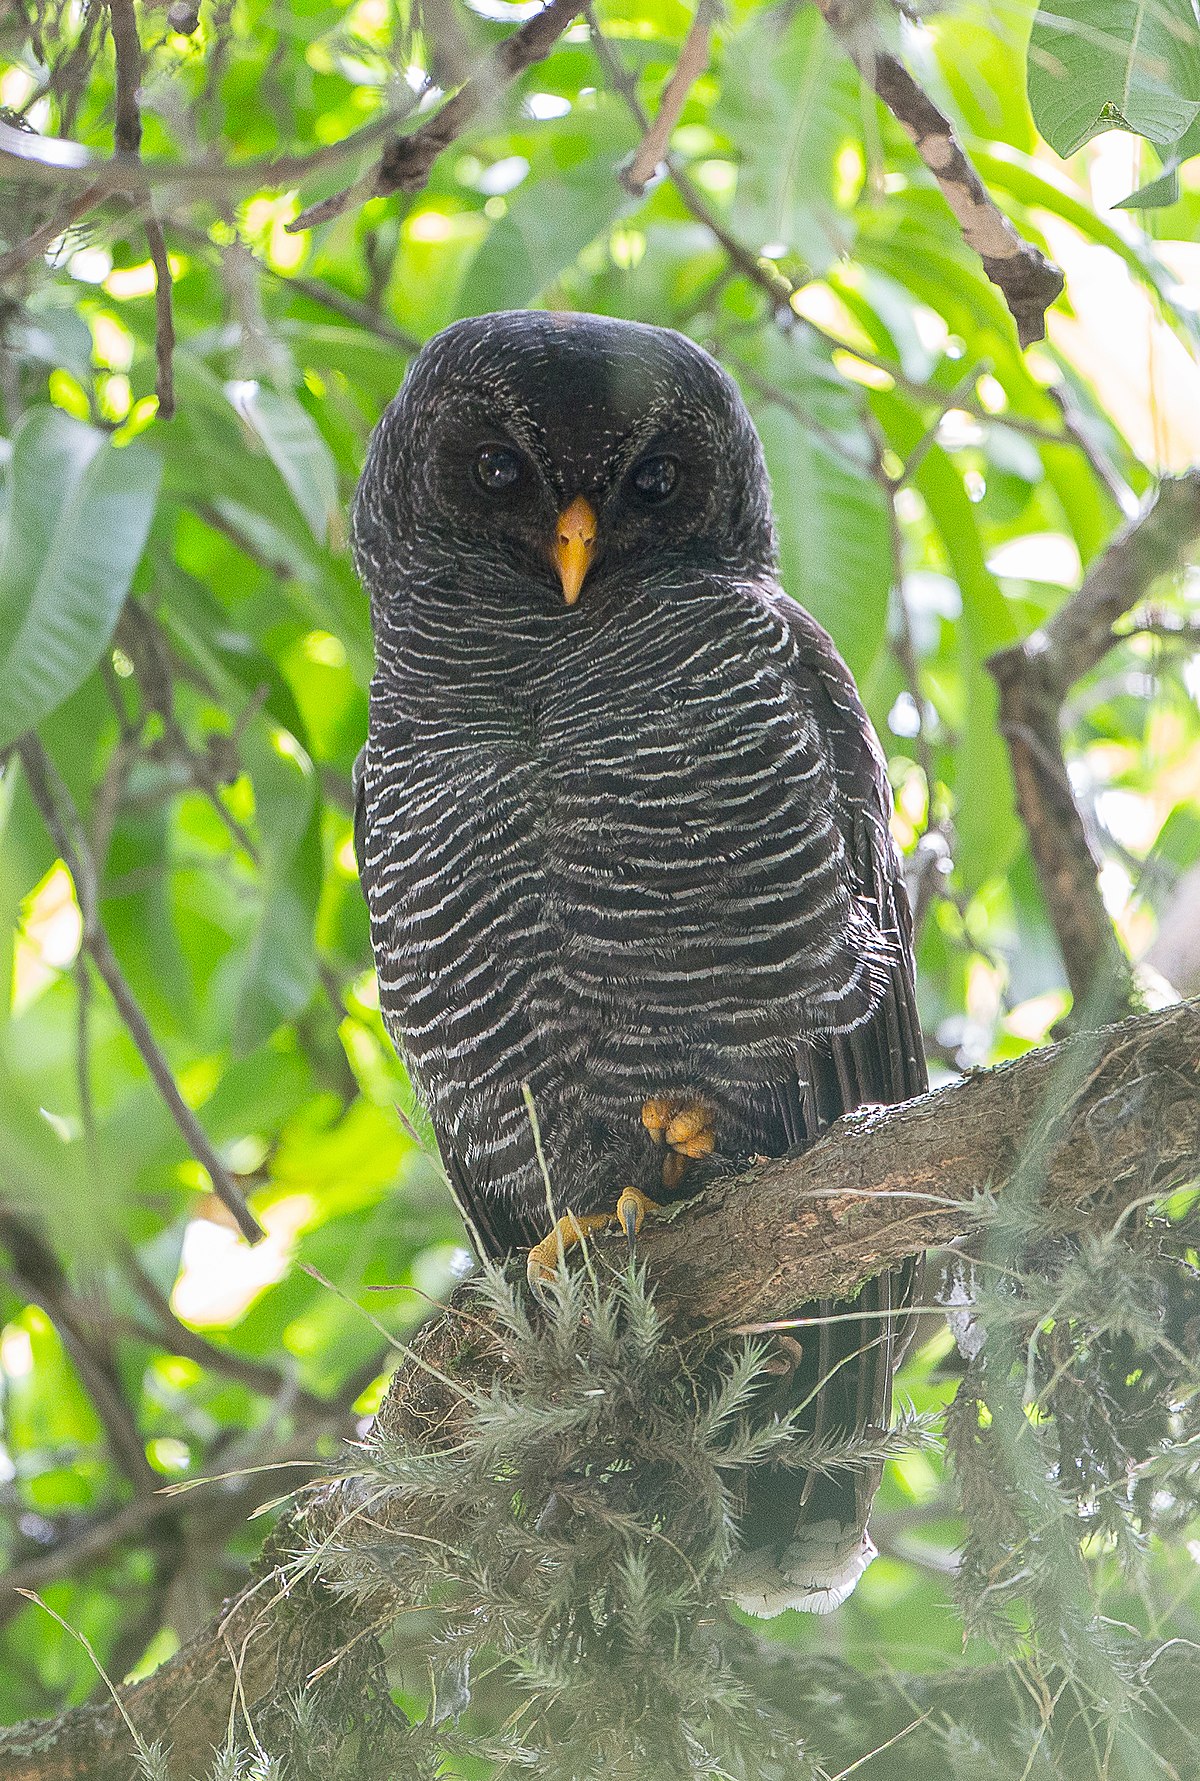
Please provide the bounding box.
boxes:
[641,1098,673,1140]
[616,1186,659,1250]
[642,1098,717,1189]
[526,1188,664,1286]
[665,1106,714,1152]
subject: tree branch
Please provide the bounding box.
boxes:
[3,998,1196,1778]
[810,0,1063,347]
[619,0,716,197]
[988,472,1200,1017]
[288,0,582,233]
[16,738,262,1243]
[106,0,175,418]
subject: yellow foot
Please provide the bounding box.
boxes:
[615,1185,659,1250]
[641,1097,717,1190]
[526,1188,663,1288]
[526,1210,616,1288]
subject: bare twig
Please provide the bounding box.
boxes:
[0,99,414,197]
[105,0,176,416]
[288,0,582,233]
[17,737,262,1243]
[809,0,1063,347]
[0,182,109,282]
[1123,610,1200,643]
[988,471,1200,1016]
[0,1214,155,1494]
[620,0,717,196]
[2,997,1197,1778]
[586,5,798,323]
[144,217,176,417]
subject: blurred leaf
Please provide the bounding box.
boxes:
[225,383,340,545]
[1115,110,1200,208]
[457,102,633,313]
[234,725,322,1053]
[722,5,859,272]
[745,335,892,680]
[1029,0,1200,156]
[0,411,160,749]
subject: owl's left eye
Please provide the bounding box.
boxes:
[629,455,680,503]
[475,444,522,492]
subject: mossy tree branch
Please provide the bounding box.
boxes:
[3,997,1197,1779]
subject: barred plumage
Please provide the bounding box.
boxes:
[353,311,927,1615]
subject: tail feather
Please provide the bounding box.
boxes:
[728,1517,878,1617]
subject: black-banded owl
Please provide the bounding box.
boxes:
[352,310,927,1616]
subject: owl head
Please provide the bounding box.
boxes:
[352,310,776,617]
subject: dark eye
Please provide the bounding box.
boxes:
[629,455,680,503]
[475,444,521,492]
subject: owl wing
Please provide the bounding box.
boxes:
[729,602,928,1616]
[353,744,546,1261]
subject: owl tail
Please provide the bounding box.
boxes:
[724,1269,907,1618]
[725,1468,879,1617]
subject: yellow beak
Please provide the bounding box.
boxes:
[553,496,597,605]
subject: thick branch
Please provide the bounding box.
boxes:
[289,0,581,232]
[3,999,1197,1778]
[988,472,1200,1015]
[811,0,1063,347]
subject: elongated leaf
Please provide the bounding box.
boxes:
[875,391,1021,887]
[1116,108,1200,205]
[1029,0,1200,157]
[456,102,632,315]
[0,409,160,750]
[722,4,860,272]
[226,381,340,544]
[234,725,322,1053]
[743,335,892,682]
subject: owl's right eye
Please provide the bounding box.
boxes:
[475,444,522,492]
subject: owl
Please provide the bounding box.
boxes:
[353,310,926,1615]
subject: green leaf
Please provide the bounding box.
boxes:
[722,4,860,273]
[1115,108,1200,206]
[1029,0,1200,157]
[0,410,160,750]
[874,391,1021,887]
[743,334,892,682]
[225,381,340,545]
[234,724,322,1053]
[456,102,633,314]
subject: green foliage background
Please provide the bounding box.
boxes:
[1,0,1199,1771]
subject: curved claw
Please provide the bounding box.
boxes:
[526,1192,663,1289]
[615,1187,659,1260]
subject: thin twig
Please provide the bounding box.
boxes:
[810,0,1063,347]
[106,0,176,416]
[988,471,1200,1017]
[288,0,582,233]
[620,0,716,196]
[0,182,108,281]
[144,217,176,417]
[0,95,416,197]
[17,737,262,1242]
[0,1214,156,1493]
